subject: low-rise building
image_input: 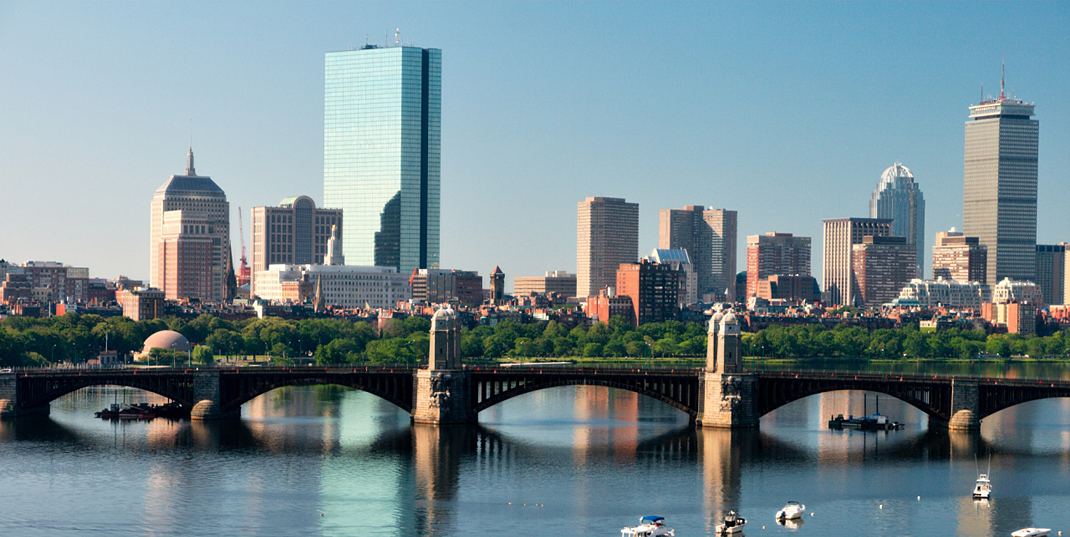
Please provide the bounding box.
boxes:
[992,278,1043,306]
[410,268,483,306]
[513,271,578,298]
[116,287,165,321]
[255,264,410,310]
[897,279,990,310]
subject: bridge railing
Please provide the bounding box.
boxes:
[756,368,1070,387]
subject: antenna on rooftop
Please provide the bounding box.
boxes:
[395,28,400,46]
[999,53,1005,100]
[365,34,369,47]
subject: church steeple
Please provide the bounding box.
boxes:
[186,146,196,176]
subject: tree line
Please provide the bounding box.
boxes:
[1,313,1068,368]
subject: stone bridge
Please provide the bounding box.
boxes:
[1,309,1068,430]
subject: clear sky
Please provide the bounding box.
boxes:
[2,1,1068,290]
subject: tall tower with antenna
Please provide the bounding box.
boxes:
[237,206,251,287]
[963,59,1038,286]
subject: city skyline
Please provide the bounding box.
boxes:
[2,2,1068,290]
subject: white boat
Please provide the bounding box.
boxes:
[1011,529,1050,537]
[715,510,746,534]
[973,473,992,499]
[776,501,806,520]
[621,515,675,536]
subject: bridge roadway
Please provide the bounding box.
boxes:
[2,365,1069,428]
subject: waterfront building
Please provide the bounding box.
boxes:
[1035,243,1068,305]
[615,260,680,326]
[409,268,483,306]
[150,148,230,302]
[647,248,698,306]
[745,232,811,299]
[821,217,892,306]
[964,72,1038,286]
[869,163,925,277]
[324,44,441,274]
[992,277,1043,306]
[852,236,917,308]
[932,229,988,283]
[254,264,410,310]
[659,205,737,300]
[513,271,577,298]
[897,279,990,310]
[250,196,342,296]
[577,197,639,298]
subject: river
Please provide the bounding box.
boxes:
[0,366,1067,536]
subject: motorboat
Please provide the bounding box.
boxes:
[715,510,746,535]
[776,501,805,520]
[973,473,992,499]
[621,515,674,536]
[1011,529,1050,537]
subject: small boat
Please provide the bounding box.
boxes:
[776,501,805,520]
[118,405,155,420]
[95,403,122,419]
[1011,529,1050,537]
[715,510,746,535]
[973,473,992,499]
[621,515,674,536]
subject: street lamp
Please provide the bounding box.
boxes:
[171,343,176,368]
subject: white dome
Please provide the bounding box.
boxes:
[708,311,724,333]
[430,307,456,331]
[880,162,915,182]
[142,330,191,353]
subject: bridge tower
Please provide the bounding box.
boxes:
[413,307,475,424]
[698,311,759,428]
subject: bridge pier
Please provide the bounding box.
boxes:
[697,311,759,429]
[191,371,239,420]
[945,379,980,431]
[0,373,49,419]
[412,307,475,425]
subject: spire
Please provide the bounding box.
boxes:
[313,275,325,313]
[186,146,196,176]
[999,53,1005,100]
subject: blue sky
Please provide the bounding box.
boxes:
[1,1,1068,289]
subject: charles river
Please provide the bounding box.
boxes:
[1,362,1067,536]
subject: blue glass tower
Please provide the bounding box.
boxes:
[324,45,441,273]
[870,163,925,278]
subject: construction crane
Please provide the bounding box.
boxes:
[237,206,251,287]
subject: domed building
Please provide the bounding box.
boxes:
[870,162,925,278]
[138,330,192,361]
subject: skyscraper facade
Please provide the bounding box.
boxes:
[150,149,230,302]
[577,197,639,298]
[250,196,342,296]
[745,232,811,299]
[870,163,925,278]
[324,44,441,274]
[851,236,917,308]
[1035,243,1068,306]
[658,206,737,300]
[964,77,1038,287]
[822,217,891,306]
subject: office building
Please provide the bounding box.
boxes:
[616,260,679,326]
[964,70,1038,286]
[822,218,892,306]
[754,275,821,304]
[513,271,577,298]
[659,206,737,300]
[745,232,811,299]
[116,287,165,321]
[992,277,1043,306]
[1035,243,1068,305]
[852,236,917,308]
[150,148,230,302]
[647,248,698,306]
[250,196,342,296]
[577,197,639,298]
[932,229,988,283]
[870,163,925,277]
[324,44,441,274]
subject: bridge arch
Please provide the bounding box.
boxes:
[471,376,699,417]
[756,377,950,422]
[18,377,195,410]
[220,375,413,414]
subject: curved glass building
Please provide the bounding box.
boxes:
[869,163,925,278]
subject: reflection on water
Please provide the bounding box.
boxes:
[0,384,1067,536]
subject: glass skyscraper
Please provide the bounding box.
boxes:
[964,84,1038,287]
[869,163,925,278]
[324,45,441,273]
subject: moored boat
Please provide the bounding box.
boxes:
[621,515,674,536]
[973,473,992,499]
[715,510,746,535]
[776,501,805,520]
[1011,529,1050,537]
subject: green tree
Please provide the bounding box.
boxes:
[192,345,214,365]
